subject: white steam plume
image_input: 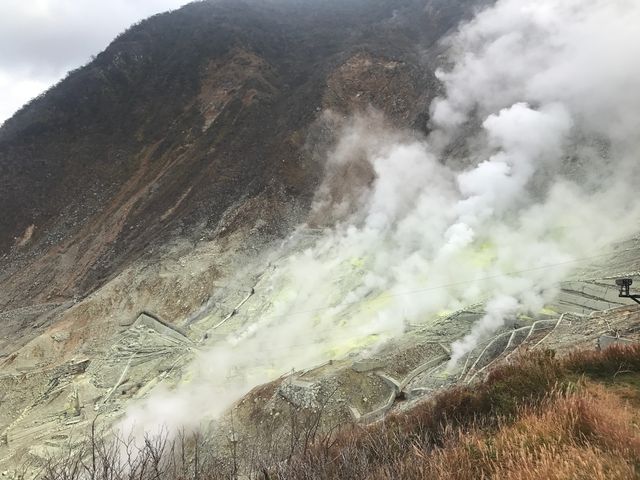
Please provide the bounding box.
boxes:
[120,0,640,434]
[430,0,640,364]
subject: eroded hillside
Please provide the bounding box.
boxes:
[2,0,640,477]
[0,0,484,361]
[0,0,489,470]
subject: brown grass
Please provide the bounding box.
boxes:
[387,384,640,480]
[275,345,640,479]
[31,345,640,479]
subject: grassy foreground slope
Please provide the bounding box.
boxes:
[40,345,640,479]
[278,346,640,480]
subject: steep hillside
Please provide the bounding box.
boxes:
[3,0,640,476]
[0,0,482,311]
[0,0,491,468]
[36,345,640,479]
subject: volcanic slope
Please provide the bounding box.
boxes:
[5,0,640,475]
[0,0,484,358]
[0,0,490,468]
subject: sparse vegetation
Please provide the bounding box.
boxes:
[32,345,640,479]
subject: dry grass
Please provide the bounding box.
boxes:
[387,384,640,480]
[32,345,640,479]
[564,343,640,378]
[276,345,640,479]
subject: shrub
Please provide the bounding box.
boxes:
[28,345,640,479]
[564,344,640,378]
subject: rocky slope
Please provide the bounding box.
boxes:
[0,0,482,306]
[0,0,492,470]
[2,0,640,476]
[0,0,486,359]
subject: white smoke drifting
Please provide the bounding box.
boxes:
[121,0,640,433]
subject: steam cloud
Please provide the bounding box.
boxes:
[121,0,640,434]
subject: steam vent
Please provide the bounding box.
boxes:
[2,0,640,478]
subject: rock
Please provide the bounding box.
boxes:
[598,335,636,350]
[51,331,71,343]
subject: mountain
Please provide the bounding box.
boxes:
[0,0,489,468]
[0,0,483,311]
[3,0,640,476]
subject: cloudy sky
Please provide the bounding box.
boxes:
[0,0,191,125]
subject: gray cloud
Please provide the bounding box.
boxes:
[0,0,190,124]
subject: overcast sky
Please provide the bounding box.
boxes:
[0,0,191,125]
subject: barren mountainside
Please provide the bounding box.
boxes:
[0,0,482,311]
[3,0,640,477]
[0,0,489,466]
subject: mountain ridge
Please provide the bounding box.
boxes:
[0,0,486,314]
